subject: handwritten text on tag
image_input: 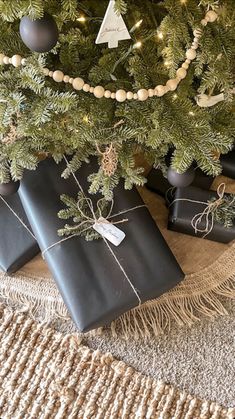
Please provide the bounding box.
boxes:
[93,217,126,246]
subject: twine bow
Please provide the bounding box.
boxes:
[62,196,129,236]
[191,183,226,237]
[170,183,227,238]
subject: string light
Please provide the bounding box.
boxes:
[77,16,86,22]
[173,94,178,99]
[133,41,142,49]
[180,0,187,4]
[130,19,143,33]
[157,31,164,40]
[189,111,195,116]
[83,115,89,123]
[164,60,171,67]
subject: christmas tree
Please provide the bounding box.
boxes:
[0,0,234,198]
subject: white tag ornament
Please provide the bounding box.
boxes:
[93,217,126,246]
[96,0,131,49]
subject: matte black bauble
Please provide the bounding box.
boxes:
[0,180,20,196]
[167,166,195,188]
[20,13,59,53]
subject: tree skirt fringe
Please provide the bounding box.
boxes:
[0,243,235,338]
[0,306,234,418]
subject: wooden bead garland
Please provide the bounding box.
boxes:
[0,9,218,103]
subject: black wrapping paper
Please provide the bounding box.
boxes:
[221,151,235,179]
[146,168,214,200]
[168,186,235,243]
[19,158,184,332]
[0,194,39,273]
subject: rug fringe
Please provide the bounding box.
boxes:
[0,267,234,338]
[110,276,235,339]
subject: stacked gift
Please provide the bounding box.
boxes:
[168,185,235,243]
[18,158,184,332]
[221,150,235,179]
[0,194,39,273]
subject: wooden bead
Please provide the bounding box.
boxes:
[90,86,94,93]
[94,86,105,98]
[201,19,208,26]
[63,75,70,83]
[21,58,27,66]
[182,62,189,69]
[9,58,12,64]
[192,42,198,50]
[43,68,50,76]
[111,92,116,99]
[116,89,127,102]
[104,90,111,98]
[176,67,187,79]
[133,93,138,100]
[137,89,149,101]
[11,54,22,67]
[83,83,90,92]
[205,10,218,23]
[0,53,5,64]
[127,91,134,100]
[148,89,154,98]
[73,77,85,91]
[49,71,53,77]
[166,79,179,91]
[155,85,166,97]
[193,29,202,38]
[186,49,197,60]
[3,56,9,64]
[53,70,64,82]
[69,78,74,84]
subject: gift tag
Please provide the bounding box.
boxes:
[93,217,126,246]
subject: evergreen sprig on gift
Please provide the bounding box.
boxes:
[209,193,235,228]
[0,0,234,196]
[58,192,111,240]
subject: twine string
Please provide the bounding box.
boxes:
[170,183,227,238]
[0,195,36,240]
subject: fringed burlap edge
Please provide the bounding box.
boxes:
[0,305,234,418]
[0,241,235,338]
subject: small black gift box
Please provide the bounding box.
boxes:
[19,158,184,332]
[221,150,235,179]
[168,186,235,243]
[146,168,214,200]
[0,194,39,273]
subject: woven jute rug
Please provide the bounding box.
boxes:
[0,305,234,419]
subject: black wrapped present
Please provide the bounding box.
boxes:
[221,150,235,179]
[19,158,184,332]
[0,194,39,273]
[146,168,214,200]
[168,186,235,243]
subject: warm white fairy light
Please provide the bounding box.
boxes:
[77,16,86,22]
[164,60,171,67]
[189,111,195,116]
[133,41,142,49]
[130,19,143,33]
[157,31,164,40]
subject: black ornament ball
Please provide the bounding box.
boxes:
[0,180,20,196]
[20,13,59,53]
[167,166,195,188]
